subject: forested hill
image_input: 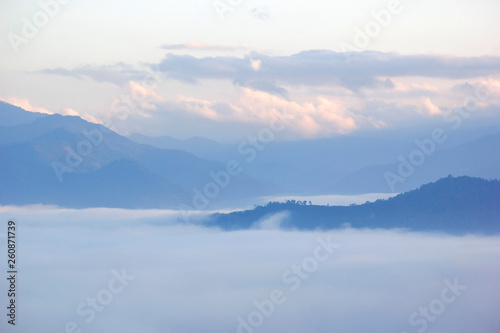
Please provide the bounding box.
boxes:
[209,176,500,234]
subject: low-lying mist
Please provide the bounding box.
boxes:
[0,206,498,333]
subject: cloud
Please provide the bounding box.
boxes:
[250,59,262,71]
[128,81,165,110]
[162,42,247,52]
[393,80,440,94]
[451,77,500,104]
[39,67,81,79]
[34,52,500,140]
[38,52,500,107]
[61,107,102,124]
[420,97,443,115]
[156,50,500,93]
[0,96,54,114]
[234,79,289,98]
[41,52,500,92]
[175,95,219,120]
[252,211,290,230]
[124,85,459,141]
[250,7,272,20]
[173,87,358,137]
[40,63,152,86]
[0,206,499,333]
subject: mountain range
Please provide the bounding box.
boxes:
[1,100,500,210]
[129,126,500,195]
[0,101,270,209]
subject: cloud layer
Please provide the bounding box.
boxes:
[156,50,500,92]
[32,51,500,141]
[41,51,500,91]
[0,206,499,333]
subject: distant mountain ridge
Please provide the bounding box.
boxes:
[330,132,500,194]
[2,101,500,211]
[128,133,227,160]
[0,102,272,208]
[209,176,500,234]
[129,126,500,195]
[0,101,47,126]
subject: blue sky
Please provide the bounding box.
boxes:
[1,0,500,142]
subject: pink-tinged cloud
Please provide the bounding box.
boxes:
[162,42,246,51]
[174,88,358,138]
[420,97,443,116]
[1,96,54,115]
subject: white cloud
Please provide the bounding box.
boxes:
[251,59,262,71]
[129,81,164,110]
[420,97,443,116]
[252,211,290,229]
[176,95,219,120]
[391,78,440,94]
[173,87,358,138]
[30,54,500,141]
[62,107,103,124]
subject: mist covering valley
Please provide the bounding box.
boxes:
[1,205,499,333]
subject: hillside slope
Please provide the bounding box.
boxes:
[210,176,500,234]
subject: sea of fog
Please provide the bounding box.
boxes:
[0,205,499,333]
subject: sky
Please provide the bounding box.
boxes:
[0,206,499,333]
[1,0,500,142]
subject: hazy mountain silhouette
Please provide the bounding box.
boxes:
[2,101,500,211]
[0,101,47,126]
[210,176,500,234]
[0,102,273,208]
[331,132,500,194]
[129,133,229,160]
[130,126,500,195]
